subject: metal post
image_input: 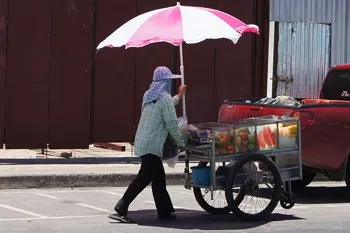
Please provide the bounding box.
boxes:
[179,43,187,118]
[210,130,217,199]
[184,149,191,189]
[297,119,303,180]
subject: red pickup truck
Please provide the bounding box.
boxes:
[218,64,350,190]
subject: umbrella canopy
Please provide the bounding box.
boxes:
[97,2,259,118]
[97,2,259,49]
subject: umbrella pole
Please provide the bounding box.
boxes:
[179,43,187,118]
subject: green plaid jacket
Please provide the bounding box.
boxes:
[134,94,185,158]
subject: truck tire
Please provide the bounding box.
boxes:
[345,160,350,189]
[291,167,316,191]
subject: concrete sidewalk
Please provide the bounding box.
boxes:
[0,143,328,189]
[0,144,194,189]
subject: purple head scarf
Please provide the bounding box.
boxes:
[143,66,173,104]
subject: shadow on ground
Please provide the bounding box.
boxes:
[294,184,350,204]
[110,209,304,230]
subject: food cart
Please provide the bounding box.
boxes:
[182,115,302,221]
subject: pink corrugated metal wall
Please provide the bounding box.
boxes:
[5,0,51,149]
[0,0,268,149]
[0,0,7,146]
[94,0,137,143]
[48,0,93,148]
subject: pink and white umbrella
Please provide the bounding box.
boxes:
[97,2,259,117]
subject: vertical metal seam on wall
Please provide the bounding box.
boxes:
[250,0,258,97]
[46,0,53,149]
[3,0,9,147]
[329,23,332,69]
[90,0,97,144]
[132,0,139,132]
[213,0,218,119]
[263,0,271,97]
[213,46,217,119]
[345,0,348,64]
[272,22,279,98]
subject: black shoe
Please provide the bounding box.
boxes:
[114,200,128,216]
[158,213,177,221]
[108,213,135,224]
[114,206,127,216]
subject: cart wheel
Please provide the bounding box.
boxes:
[280,193,296,209]
[193,162,231,214]
[225,155,282,221]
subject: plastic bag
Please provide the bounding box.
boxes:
[178,116,188,131]
[164,153,179,168]
[255,97,275,105]
[256,96,301,107]
[164,116,188,168]
[273,96,301,107]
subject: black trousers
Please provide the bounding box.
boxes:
[119,154,175,217]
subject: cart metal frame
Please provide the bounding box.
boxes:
[182,116,302,220]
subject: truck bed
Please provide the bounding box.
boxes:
[219,97,350,122]
[217,64,350,187]
[218,97,350,172]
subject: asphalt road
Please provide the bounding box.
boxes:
[1,182,350,233]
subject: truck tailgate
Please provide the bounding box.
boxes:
[218,101,296,122]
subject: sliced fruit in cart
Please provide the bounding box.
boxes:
[279,124,297,137]
[241,139,248,146]
[258,126,277,150]
[263,130,275,147]
[219,148,228,155]
[264,126,276,146]
[258,130,267,149]
[236,127,249,133]
[248,135,255,144]
[226,144,234,154]
[235,136,242,146]
[234,127,256,152]
[240,146,248,152]
[239,132,249,140]
[278,123,298,148]
[247,143,255,151]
